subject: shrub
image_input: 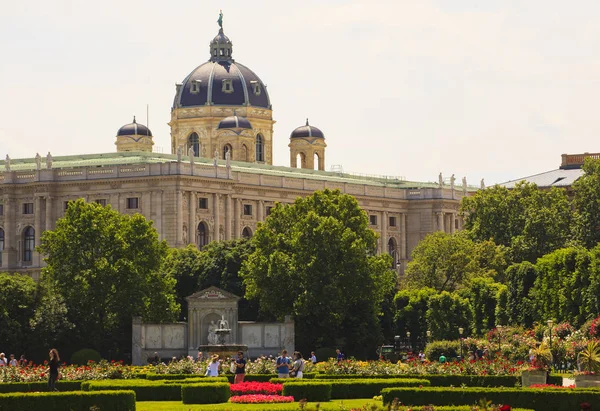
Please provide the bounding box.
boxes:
[424,340,460,361]
[70,349,102,366]
[86,380,181,401]
[315,347,337,362]
[282,381,332,402]
[0,381,83,393]
[181,382,230,404]
[0,390,135,411]
[328,378,430,399]
[381,386,600,411]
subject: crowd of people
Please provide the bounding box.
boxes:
[0,352,27,367]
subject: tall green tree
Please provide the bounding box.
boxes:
[404,232,505,292]
[458,277,505,334]
[394,287,437,346]
[505,261,537,328]
[240,189,397,357]
[0,273,37,355]
[38,199,179,358]
[425,291,472,340]
[163,239,257,321]
[461,182,571,262]
[573,158,600,248]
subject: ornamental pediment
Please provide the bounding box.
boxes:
[185,286,240,302]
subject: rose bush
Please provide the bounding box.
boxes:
[230,394,294,403]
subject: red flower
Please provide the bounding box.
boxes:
[499,405,511,411]
[581,402,591,411]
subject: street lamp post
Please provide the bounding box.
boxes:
[426,330,431,345]
[459,327,464,360]
[497,325,503,354]
[547,319,554,370]
[406,331,411,352]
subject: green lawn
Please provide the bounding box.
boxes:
[136,399,384,411]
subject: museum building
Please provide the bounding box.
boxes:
[0,22,471,280]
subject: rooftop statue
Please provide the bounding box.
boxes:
[217,10,223,28]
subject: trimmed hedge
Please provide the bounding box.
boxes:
[282,381,332,402]
[0,380,83,393]
[381,387,600,411]
[85,379,181,401]
[0,390,135,411]
[314,374,562,387]
[181,382,230,404]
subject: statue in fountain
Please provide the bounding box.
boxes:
[207,320,218,345]
[218,315,229,330]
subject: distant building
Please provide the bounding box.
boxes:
[500,152,597,193]
[0,18,472,279]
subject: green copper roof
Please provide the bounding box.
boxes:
[0,151,476,190]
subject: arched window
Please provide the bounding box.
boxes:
[296,152,306,168]
[223,144,233,160]
[197,222,209,249]
[314,152,320,170]
[241,144,249,162]
[188,133,200,157]
[388,237,398,268]
[0,228,4,266]
[255,134,264,162]
[23,226,35,263]
[242,227,253,238]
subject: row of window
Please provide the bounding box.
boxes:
[186,134,265,162]
[369,215,398,227]
[198,197,273,216]
[196,222,252,248]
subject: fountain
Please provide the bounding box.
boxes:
[197,315,248,360]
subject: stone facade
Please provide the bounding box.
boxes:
[0,153,468,279]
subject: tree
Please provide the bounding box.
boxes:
[573,158,600,248]
[38,199,179,358]
[163,239,257,321]
[0,273,37,355]
[240,189,397,357]
[505,262,537,328]
[394,287,437,345]
[461,182,571,262]
[425,291,472,341]
[404,232,505,292]
[458,277,505,334]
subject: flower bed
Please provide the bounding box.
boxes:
[230,381,282,395]
[230,394,294,403]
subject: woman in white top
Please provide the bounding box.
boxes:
[292,351,305,379]
[206,355,220,377]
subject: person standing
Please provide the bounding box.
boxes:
[276,350,291,378]
[292,352,305,378]
[438,353,446,363]
[234,351,246,384]
[310,351,317,365]
[8,354,17,366]
[48,348,60,391]
[336,349,345,364]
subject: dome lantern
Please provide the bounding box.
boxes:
[210,11,233,62]
[289,118,327,170]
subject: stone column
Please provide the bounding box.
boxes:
[188,308,194,352]
[153,191,164,241]
[400,213,407,260]
[258,200,264,222]
[382,211,388,253]
[2,197,14,267]
[176,190,183,246]
[45,196,53,231]
[188,192,195,245]
[213,193,220,241]
[450,213,456,234]
[132,317,143,366]
[234,198,241,239]
[437,212,444,232]
[225,194,232,240]
[34,196,42,266]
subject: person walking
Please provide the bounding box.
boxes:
[205,355,220,376]
[233,351,246,384]
[47,348,60,391]
[276,350,291,378]
[310,351,317,364]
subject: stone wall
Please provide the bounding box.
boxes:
[132,317,188,365]
[238,316,295,358]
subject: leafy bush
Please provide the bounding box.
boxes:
[0,381,83,393]
[282,381,332,402]
[0,390,135,411]
[381,386,600,411]
[315,347,337,362]
[181,382,230,404]
[70,349,102,366]
[328,378,430,399]
[424,340,460,361]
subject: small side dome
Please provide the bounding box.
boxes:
[218,115,252,130]
[117,116,152,136]
[290,119,324,139]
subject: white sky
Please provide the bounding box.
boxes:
[1,0,599,185]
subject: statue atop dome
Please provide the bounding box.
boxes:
[217,10,223,28]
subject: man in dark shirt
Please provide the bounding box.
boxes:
[234,351,246,384]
